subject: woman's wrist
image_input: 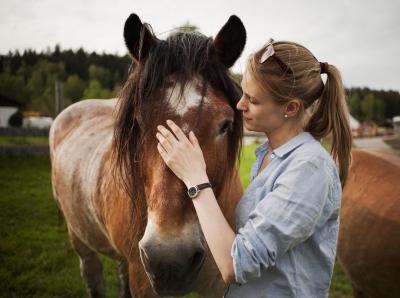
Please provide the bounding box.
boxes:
[184,172,210,188]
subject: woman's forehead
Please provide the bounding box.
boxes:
[241,70,268,99]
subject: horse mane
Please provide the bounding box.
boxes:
[111,26,243,223]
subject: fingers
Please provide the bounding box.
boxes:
[166,120,191,145]
[157,124,180,146]
[189,131,199,146]
[156,132,173,153]
[157,142,169,163]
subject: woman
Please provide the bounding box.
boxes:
[155,38,352,297]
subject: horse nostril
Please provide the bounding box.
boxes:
[190,249,205,269]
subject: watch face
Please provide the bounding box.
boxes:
[188,186,198,198]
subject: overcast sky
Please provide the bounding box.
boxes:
[1,0,399,91]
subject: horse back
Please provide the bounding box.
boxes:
[338,149,400,297]
[49,98,121,258]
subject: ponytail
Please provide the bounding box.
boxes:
[305,64,352,188]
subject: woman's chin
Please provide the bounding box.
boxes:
[244,123,264,134]
[244,121,255,131]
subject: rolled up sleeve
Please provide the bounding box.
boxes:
[231,158,331,285]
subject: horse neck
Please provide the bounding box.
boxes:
[98,148,146,261]
[216,169,244,229]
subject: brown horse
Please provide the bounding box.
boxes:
[49,14,246,297]
[338,149,400,298]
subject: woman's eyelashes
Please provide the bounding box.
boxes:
[245,94,257,104]
[248,96,258,104]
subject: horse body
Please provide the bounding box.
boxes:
[50,99,120,257]
[50,97,243,297]
[338,149,400,298]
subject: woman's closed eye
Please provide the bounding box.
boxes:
[248,96,258,104]
[244,93,257,104]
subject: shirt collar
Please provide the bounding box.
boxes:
[254,141,268,157]
[254,131,315,159]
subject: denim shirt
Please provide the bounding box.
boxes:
[224,131,342,298]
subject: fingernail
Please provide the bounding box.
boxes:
[167,119,172,124]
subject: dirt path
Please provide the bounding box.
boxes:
[353,136,398,153]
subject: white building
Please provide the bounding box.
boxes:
[393,116,400,135]
[0,95,20,127]
[349,113,360,130]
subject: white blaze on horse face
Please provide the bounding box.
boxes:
[139,211,205,250]
[166,81,208,116]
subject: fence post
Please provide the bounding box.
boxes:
[55,81,63,115]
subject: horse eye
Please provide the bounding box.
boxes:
[219,120,233,135]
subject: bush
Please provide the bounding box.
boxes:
[8,110,23,127]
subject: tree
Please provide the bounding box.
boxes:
[0,73,29,105]
[360,93,385,123]
[25,60,66,116]
[88,64,112,89]
[8,110,23,127]
[82,80,112,99]
[64,74,85,102]
[348,93,362,119]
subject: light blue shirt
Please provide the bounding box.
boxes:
[225,131,342,298]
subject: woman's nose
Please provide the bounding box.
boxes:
[236,96,246,111]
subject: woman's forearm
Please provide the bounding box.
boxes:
[191,186,236,284]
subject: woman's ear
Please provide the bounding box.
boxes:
[123,13,157,62]
[212,15,246,68]
[285,98,302,117]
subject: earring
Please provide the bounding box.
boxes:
[284,114,288,118]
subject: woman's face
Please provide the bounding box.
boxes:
[236,69,286,134]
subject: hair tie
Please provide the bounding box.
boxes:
[319,62,329,74]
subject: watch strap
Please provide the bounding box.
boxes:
[196,182,212,190]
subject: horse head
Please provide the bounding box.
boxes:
[112,13,246,296]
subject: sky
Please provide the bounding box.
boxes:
[1,0,399,91]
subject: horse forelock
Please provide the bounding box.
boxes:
[112,30,243,215]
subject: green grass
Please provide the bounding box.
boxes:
[0,136,49,146]
[0,154,97,297]
[238,143,259,187]
[0,144,352,297]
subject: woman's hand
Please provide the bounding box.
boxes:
[156,119,209,188]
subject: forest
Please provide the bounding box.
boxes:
[1,46,399,125]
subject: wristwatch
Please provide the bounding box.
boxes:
[187,182,212,199]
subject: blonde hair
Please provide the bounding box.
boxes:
[247,40,352,188]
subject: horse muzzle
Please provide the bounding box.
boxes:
[138,239,206,295]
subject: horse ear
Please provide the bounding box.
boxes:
[213,15,246,68]
[123,13,157,62]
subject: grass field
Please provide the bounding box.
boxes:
[0,143,353,297]
[0,136,49,146]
